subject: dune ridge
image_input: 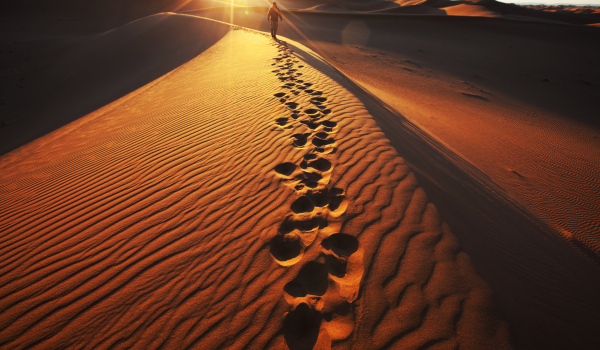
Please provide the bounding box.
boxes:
[0,14,512,350]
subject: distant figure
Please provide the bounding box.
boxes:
[267,2,283,39]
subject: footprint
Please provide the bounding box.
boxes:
[304,108,319,116]
[270,234,303,265]
[300,171,322,186]
[300,120,320,129]
[320,234,359,277]
[291,134,309,148]
[311,97,327,103]
[307,188,331,208]
[291,196,314,214]
[285,262,329,297]
[279,215,323,234]
[311,91,323,96]
[307,158,332,172]
[276,118,288,126]
[321,233,358,258]
[275,162,297,176]
[321,121,336,128]
[286,102,299,109]
[283,303,322,350]
[312,138,334,147]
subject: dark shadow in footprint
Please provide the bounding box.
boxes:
[300,120,320,129]
[302,171,322,182]
[283,303,321,350]
[291,196,314,213]
[304,108,319,115]
[304,154,317,160]
[315,132,329,139]
[286,102,299,109]
[321,120,336,128]
[329,195,344,210]
[274,92,286,97]
[308,158,331,172]
[312,91,323,96]
[322,109,332,115]
[321,234,359,258]
[280,216,322,234]
[323,127,333,133]
[314,147,325,153]
[308,189,331,208]
[305,182,318,188]
[312,138,334,147]
[311,97,327,103]
[291,113,300,119]
[292,134,309,147]
[271,234,302,262]
[322,302,351,322]
[304,89,314,94]
[287,261,329,296]
[275,162,296,176]
[332,188,344,196]
[276,118,288,126]
[323,254,348,277]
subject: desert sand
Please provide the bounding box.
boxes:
[1,1,599,350]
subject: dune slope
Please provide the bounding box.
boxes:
[0,12,230,155]
[0,14,511,350]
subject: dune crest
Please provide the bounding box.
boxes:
[0,14,511,350]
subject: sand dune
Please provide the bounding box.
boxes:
[441,4,500,17]
[2,2,600,350]
[0,13,515,350]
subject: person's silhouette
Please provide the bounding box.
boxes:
[267,2,284,40]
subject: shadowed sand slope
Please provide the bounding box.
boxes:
[0,15,511,350]
[0,12,230,155]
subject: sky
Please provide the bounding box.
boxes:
[498,0,600,4]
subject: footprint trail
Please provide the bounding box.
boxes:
[268,40,362,349]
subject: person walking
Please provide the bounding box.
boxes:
[267,2,284,40]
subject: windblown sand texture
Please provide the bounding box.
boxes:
[0,14,513,350]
